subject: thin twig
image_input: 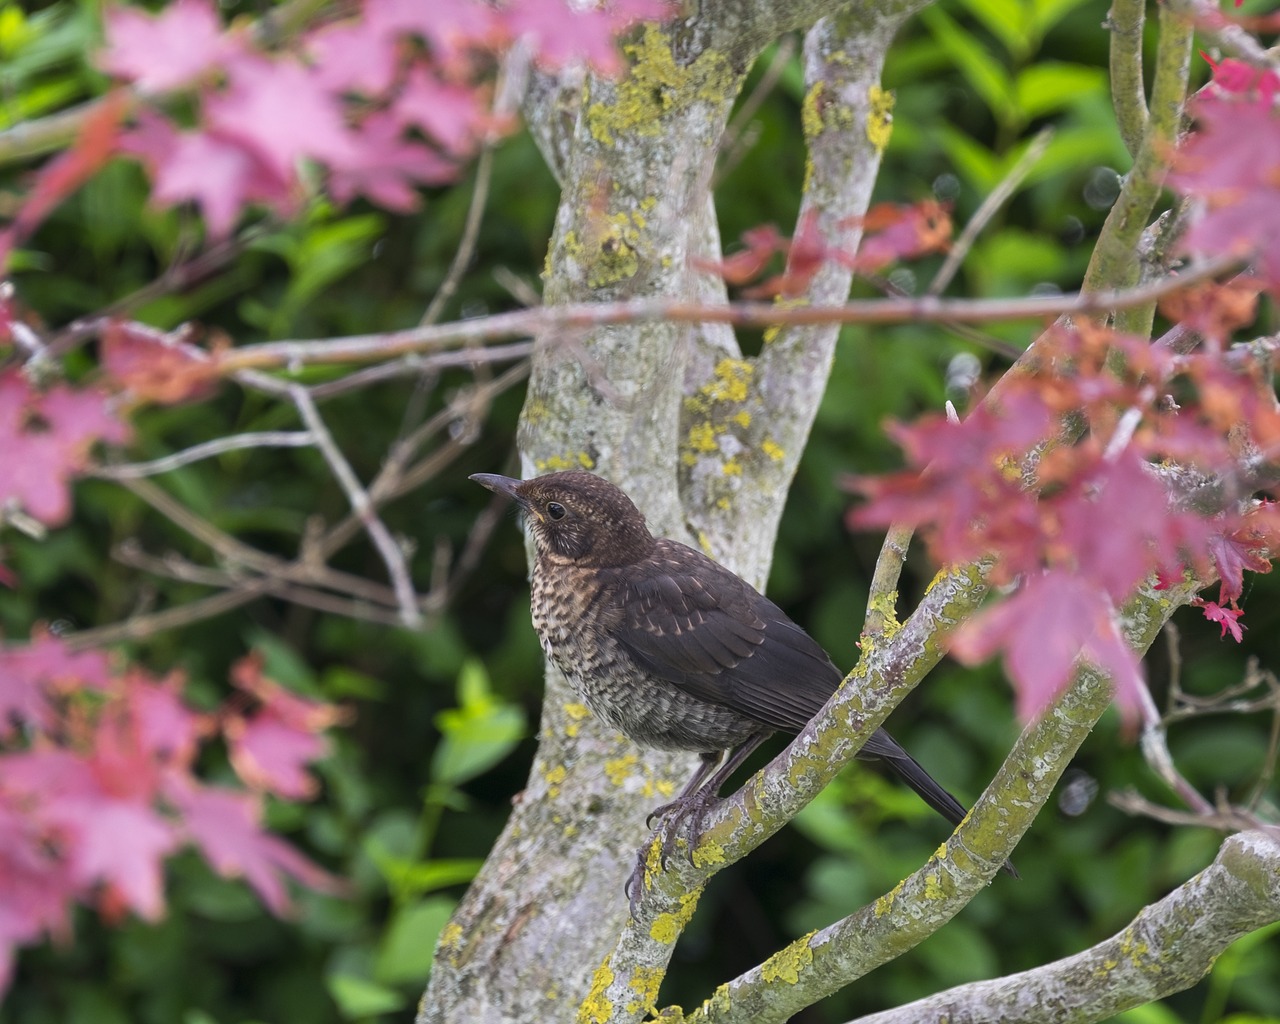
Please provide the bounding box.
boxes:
[713,36,796,187]
[214,253,1244,372]
[861,523,913,643]
[927,127,1054,296]
[237,370,423,627]
[91,431,315,479]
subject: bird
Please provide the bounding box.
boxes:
[471,469,1011,901]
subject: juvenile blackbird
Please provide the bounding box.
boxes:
[472,469,1000,886]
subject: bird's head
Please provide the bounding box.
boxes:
[469,470,656,565]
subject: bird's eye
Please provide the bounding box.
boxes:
[546,501,566,521]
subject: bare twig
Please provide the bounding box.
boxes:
[216,253,1243,372]
[713,36,797,186]
[927,127,1054,296]
[90,431,316,479]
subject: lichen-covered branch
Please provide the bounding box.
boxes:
[1083,4,1193,299]
[1107,0,1148,160]
[680,0,931,588]
[682,578,1203,1024]
[847,831,1280,1024]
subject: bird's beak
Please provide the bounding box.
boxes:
[469,473,524,501]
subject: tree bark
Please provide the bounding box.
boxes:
[418,2,933,1020]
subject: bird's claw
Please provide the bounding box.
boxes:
[626,790,720,919]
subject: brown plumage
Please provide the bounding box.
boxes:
[472,469,1006,893]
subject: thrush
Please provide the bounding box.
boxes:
[471,469,1010,901]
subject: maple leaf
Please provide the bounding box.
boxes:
[0,94,126,270]
[100,321,220,406]
[122,112,296,236]
[1199,599,1246,641]
[168,782,339,914]
[365,0,502,65]
[206,56,357,183]
[308,17,404,97]
[224,654,351,799]
[952,571,1143,720]
[0,631,112,737]
[99,0,238,94]
[328,112,458,211]
[394,66,492,156]
[841,200,953,273]
[0,372,131,525]
[0,795,74,994]
[1171,93,1280,290]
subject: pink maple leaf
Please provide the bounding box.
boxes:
[169,783,338,914]
[0,632,112,736]
[0,372,130,526]
[952,571,1143,720]
[101,320,220,405]
[122,112,296,236]
[308,17,404,97]
[393,67,490,156]
[328,111,459,211]
[207,56,357,183]
[364,0,502,63]
[0,795,74,995]
[1199,600,1246,642]
[224,654,350,799]
[99,0,238,94]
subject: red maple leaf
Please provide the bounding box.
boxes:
[101,321,221,406]
[1199,599,1246,641]
[0,94,126,269]
[122,113,297,236]
[168,783,339,914]
[0,372,131,526]
[224,654,350,799]
[841,200,953,273]
[504,0,671,75]
[99,0,239,94]
[206,56,356,183]
[952,571,1144,720]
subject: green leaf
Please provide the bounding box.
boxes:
[935,125,1002,194]
[374,896,457,985]
[954,0,1033,60]
[326,974,406,1019]
[1014,63,1108,120]
[369,856,484,896]
[430,659,526,785]
[921,6,1017,129]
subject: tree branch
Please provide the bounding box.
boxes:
[845,831,1280,1024]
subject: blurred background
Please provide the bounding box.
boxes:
[1,0,1277,1021]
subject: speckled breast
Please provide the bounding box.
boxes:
[530,556,762,753]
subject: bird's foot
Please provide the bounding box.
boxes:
[649,786,719,867]
[625,789,721,918]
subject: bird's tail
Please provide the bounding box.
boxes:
[860,727,1019,878]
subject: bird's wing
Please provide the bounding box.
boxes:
[600,541,842,731]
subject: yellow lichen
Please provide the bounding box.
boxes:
[437,921,464,962]
[866,85,895,152]
[703,358,753,403]
[801,81,825,140]
[721,458,743,477]
[760,932,816,984]
[761,438,785,462]
[605,753,638,785]
[874,878,906,917]
[649,888,702,943]
[687,422,720,453]
[624,966,665,1015]
[586,25,735,147]
[563,702,591,737]
[544,764,567,797]
[731,410,751,428]
[577,958,615,1024]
